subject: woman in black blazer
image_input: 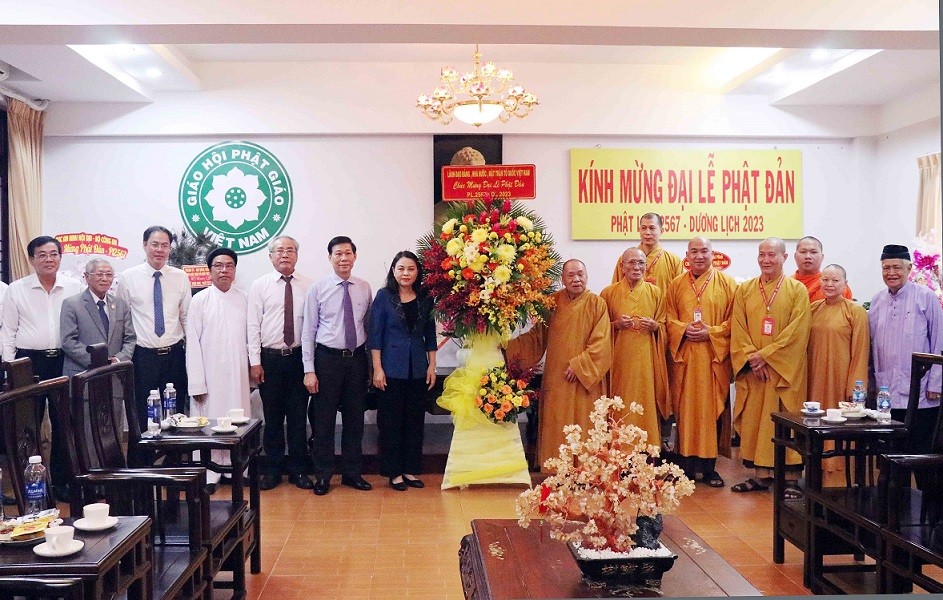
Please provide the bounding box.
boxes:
[368,251,437,490]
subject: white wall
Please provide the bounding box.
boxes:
[42,122,941,301]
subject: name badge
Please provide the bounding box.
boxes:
[762,316,775,336]
[693,308,702,322]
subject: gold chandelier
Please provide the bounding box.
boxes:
[416,45,538,127]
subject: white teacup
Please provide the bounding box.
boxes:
[227,408,245,421]
[803,401,820,412]
[217,416,232,429]
[825,408,842,420]
[83,502,110,525]
[45,525,74,552]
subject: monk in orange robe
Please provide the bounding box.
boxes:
[666,237,738,487]
[731,238,811,497]
[611,212,684,291]
[601,247,669,447]
[505,259,613,471]
[793,236,853,301]
[808,264,869,473]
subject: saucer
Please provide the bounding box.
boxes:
[211,425,238,433]
[841,412,867,420]
[228,417,249,425]
[174,422,204,430]
[73,516,119,532]
[821,416,847,424]
[801,409,825,416]
[33,539,84,558]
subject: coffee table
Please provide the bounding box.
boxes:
[459,518,760,598]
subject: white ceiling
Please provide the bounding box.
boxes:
[0,1,938,120]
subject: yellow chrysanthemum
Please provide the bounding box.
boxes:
[441,218,458,234]
[493,265,512,283]
[470,228,488,243]
[516,216,534,231]
[445,238,463,257]
[495,244,516,264]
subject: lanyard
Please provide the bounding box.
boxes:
[758,274,785,314]
[689,269,714,307]
[646,250,663,279]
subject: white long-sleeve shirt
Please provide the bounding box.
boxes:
[116,262,191,348]
[246,270,312,366]
[1,273,83,361]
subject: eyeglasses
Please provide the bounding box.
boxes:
[211,262,236,271]
[34,252,61,260]
[87,271,114,279]
[147,242,171,250]
[881,264,908,273]
[271,248,297,256]
[622,260,646,266]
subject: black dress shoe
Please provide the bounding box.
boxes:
[219,474,233,485]
[1,494,16,506]
[205,483,217,496]
[389,477,408,491]
[290,474,315,490]
[403,476,425,489]
[259,474,281,490]
[341,476,372,491]
[313,478,331,496]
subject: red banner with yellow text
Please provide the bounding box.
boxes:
[56,232,129,259]
[570,149,802,240]
[442,164,536,201]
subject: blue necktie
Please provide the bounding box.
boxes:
[97,300,110,336]
[153,271,165,337]
[342,280,357,351]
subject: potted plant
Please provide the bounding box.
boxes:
[516,395,695,587]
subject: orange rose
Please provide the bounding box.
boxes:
[480,376,489,385]
[475,397,483,407]
[501,385,512,395]
[517,380,527,389]
[484,404,494,414]
[501,401,513,413]
[521,397,530,408]
[487,394,497,403]
[494,410,506,420]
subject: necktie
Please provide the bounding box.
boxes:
[282,275,294,346]
[341,280,357,351]
[153,271,165,337]
[97,300,110,336]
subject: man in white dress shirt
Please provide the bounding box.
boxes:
[116,226,192,430]
[1,236,84,500]
[0,278,10,507]
[186,248,250,494]
[247,236,315,490]
[303,236,373,496]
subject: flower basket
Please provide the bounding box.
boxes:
[567,542,678,588]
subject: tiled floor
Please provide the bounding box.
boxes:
[223,451,817,599]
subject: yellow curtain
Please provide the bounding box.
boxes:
[6,98,45,280]
[916,152,942,243]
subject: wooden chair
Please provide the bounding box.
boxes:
[0,576,84,600]
[69,346,247,599]
[0,358,67,515]
[809,352,943,594]
[879,354,943,593]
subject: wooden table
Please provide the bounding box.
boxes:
[771,411,908,588]
[136,418,263,573]
[0,516,151,600]
[458,518,760,598]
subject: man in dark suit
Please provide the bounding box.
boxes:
[60,259,136,376]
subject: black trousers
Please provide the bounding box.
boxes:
[14,349,68,489]
[132,341,188,432]
[309,346,367,479]
[259,350,310,477]
[891,405,940,490]
[377,377,427,477]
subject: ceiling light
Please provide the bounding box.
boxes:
[417,45,538,127]
[145,68,162,78]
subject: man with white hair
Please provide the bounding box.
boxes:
[869,244,943,466]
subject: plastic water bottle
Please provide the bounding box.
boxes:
[24,455,47,515]
[852,380,866,411]
[147,389,161,436]
[876,386,892,422]
[0,467,5,520]
[163,383,177,420]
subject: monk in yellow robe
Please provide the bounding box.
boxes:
[505,259,613,471]
[731,238,810,496]
[601,247,670,447]
[808,264,869,473]
[793,236,853,301]
[666,237,737,487]
[611,212,684,291]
